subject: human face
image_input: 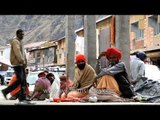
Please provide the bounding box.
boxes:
[17,32,24,40]
[77,60,86,70]
[48,75,55,84]
[108,55,119,66]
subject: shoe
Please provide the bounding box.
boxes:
[25,97,31,101]
[1,90,7,100]
[18,100,31,104]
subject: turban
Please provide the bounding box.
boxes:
[136,51,147,61]
[76,54,86,63]
[106,48,122,60]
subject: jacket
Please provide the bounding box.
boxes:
[10,38,27,66]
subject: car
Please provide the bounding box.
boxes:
[51,67,66,76]
[4,69,14,85]
[145,64,160,81]
[27,71,60,94]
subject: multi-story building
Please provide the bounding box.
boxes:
[55,37,66,66]
[25,41,57,71]
[26,15,160,69]
[130,15,160,68]
[0,45,11,71]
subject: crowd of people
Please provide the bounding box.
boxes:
[0,29,158,103]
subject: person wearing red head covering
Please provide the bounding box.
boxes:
[61,54,97,101]
[93,47,135,99]
[76,54,86,63]
[105,47,122,61]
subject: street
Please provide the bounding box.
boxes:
[0,85,160,105]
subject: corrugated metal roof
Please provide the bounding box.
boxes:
[24,41,47,48]
[54,36,65,42]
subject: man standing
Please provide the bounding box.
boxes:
[1,29,29,103]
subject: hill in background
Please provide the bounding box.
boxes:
[0,15,107,46]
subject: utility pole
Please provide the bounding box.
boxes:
[42,54,45,70]
[65,15,75,81]
[115,15,130,73]
[84,15,97,69]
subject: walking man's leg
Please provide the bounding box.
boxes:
[18,66,27,101]
[1,66,21,99]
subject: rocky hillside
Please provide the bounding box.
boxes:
[0,15,107,46]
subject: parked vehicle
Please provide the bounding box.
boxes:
[4,69,14,85]
[48,66,66,76]
[52,67,65,76]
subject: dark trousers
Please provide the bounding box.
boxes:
[2,66,27,101]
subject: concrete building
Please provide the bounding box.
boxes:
[25,41,57,71]
[25,15,160,69]
[0,45,12,71]
[130,15,160,68]
[54,37,66,66]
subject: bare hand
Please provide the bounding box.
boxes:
[131,80,137,85]
[92,77,98,88]
[98,51,106,59]
[92,81,97,88]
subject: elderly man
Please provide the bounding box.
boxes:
[94,47,135,98]
[61,54,97,101]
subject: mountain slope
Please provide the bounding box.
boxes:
[0,15,107,46]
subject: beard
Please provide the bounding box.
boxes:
[77,63,86,70]
[49,78,54,84]
[110,61,118,66]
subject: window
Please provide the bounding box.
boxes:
[36,51,41,57]
[148,15,160,35]
[131,22,144,40]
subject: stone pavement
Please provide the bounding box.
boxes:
[0,98,160,105]
[0,85,160,105]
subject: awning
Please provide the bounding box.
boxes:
[146,51,160,58]
[0,58,11,66]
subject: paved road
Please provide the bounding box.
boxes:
[1,85,160,105]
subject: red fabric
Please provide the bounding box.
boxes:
[53,98,79,102]
[106,48,122,60]
[9,74,30,96]
[76,54,86,63]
